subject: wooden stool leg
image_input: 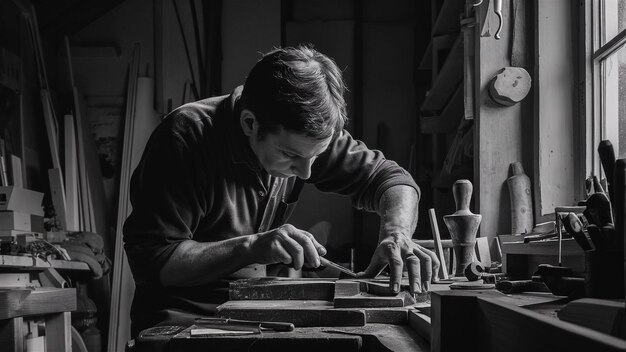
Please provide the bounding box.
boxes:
[0,316,24,352]
[45,312,71,352]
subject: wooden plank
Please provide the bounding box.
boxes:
[408,309,431,342]
[217,300,366,327]
[474,0,523,242]
[45,311,71,352]
[418,41,433,70]
[475,236,491,269]
[10,155,23,188]
[431,290,602,352]
[476,296,626,352]
[364,307,408,325]
[420,85,463,134]
[333,280,360,297]
[63,114,79,232]
[334,291,415,308]
[108,43,141,352]
[47,168,67,231]
[0,288,76,319]
[557,298,626,337]
[0,255,89,271]
[230,278,336,300]
[0,273,32,288]
[429,208,449,279]
[38,268,68,288]
[169,326,363,352]
[421,34,464,116]
[431,33,458,82]
[534,0,580,219]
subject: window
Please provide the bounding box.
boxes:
[592,0,626,162]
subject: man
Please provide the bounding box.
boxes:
[124,45,440,336]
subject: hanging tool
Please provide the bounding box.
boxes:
[494,0,503,39]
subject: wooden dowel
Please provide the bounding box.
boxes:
[429,208,449,280]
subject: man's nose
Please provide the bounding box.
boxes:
[292,157,314,179]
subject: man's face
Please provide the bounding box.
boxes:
[241,110,332,179]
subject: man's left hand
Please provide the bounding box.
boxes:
[357,233,440,294]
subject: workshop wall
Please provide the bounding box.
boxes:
[0,1,47,194]
[65,0,420,269]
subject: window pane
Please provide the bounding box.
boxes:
[602,43,626,157]
[601,0,626,45]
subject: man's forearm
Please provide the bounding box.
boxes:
[159,236,255,286]
[377,185,419,240]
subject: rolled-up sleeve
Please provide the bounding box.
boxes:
[308,130,420,212]
[123,120,206,285]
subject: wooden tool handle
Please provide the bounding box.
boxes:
[599,140,616,201]
[452,179,473,214]
[614,159,626,241]
[599,140,616,184]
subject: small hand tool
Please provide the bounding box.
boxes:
[195,317,294,332]
[583,192,613,226]
[587,224,615,252]
[598,140,616,203]
[463,261,500,283]
[561,212,593,251]
[319,257,358,278]
[495,280,550,294]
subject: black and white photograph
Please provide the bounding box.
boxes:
[0,0,625,351]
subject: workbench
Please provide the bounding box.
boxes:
[132,278,626,352]
[0,254,89,351]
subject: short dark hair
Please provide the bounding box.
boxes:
[241,45,348,140]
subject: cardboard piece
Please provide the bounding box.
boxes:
[0,211,32,231]
[0,187,44,216]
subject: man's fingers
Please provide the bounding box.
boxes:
[403,253,421,294]
[383,241,403,293]
[413,246,433,291]
[270,241,293,265]
[276,233,305,270]
[422,247,441,283]
[290,230,321,267]
[300,230,327,256]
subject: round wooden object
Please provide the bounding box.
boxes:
[488,67,532,106]
[449,280,495,290]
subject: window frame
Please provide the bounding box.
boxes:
[588,0,626,180]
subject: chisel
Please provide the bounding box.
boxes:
[319,257,358,277]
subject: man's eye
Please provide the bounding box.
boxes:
[282,151,296,158]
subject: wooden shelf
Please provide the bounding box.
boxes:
[432,0,466,36]
[0,255,90,271]
[420,34,463,116]
[420,84,463,134]
[418,41,432,70]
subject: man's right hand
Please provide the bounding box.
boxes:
[248,224,327,270]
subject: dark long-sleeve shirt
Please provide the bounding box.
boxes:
[123,86,419,330]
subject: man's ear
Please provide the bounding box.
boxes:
[240,109,258,137]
